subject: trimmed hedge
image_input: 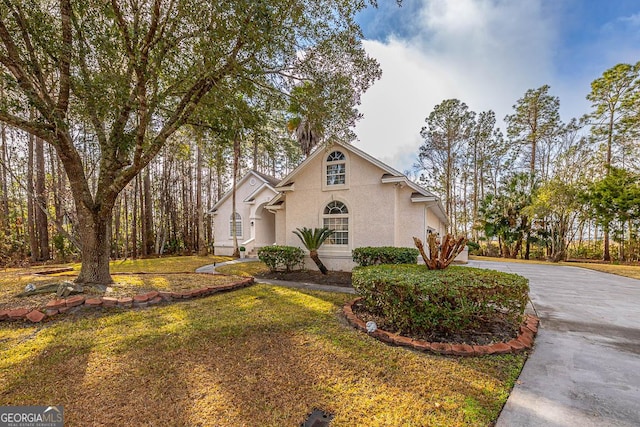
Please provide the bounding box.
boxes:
[352,265,529,335]
[352,246,419,266]
[257,246,304,272]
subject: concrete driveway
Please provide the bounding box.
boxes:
[466,260,640,427]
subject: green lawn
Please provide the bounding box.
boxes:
[0,256,526,426]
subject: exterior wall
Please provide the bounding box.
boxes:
[396,186,430,249]
[425,203,447,236]
[274,207,286,246]
[277,146,437,271]
[254,206,276,248]
[213,174,277,256]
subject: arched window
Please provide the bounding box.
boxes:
[326,151,346,185]
[229,212,242,237]
[323,201,348,245]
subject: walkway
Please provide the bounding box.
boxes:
[196,258,356,294]
[467,260,640,427]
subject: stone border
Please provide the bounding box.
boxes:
[0,277,254,324]
[343,298,539,356]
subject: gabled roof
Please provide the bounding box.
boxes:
[252,169,280,187]
[210,170,278,213]
[274,140,448,224]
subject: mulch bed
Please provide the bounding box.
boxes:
[351,300,519,346]
[255,270,352,287]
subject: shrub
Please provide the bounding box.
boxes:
[352,246,419,266]
[258,246,304,272]
[466,241,481,255]
[352,264,529,336]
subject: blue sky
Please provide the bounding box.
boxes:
[352,0,640,172]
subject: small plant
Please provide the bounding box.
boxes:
[239,246,246,251]
[413,233,467,270]
[293,227,334,275]
[352,247,419,266]
[257,246,304,272]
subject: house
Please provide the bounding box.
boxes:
[212,140,449,270]
[211,170,279,256]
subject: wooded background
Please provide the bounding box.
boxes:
[0,121,304,264]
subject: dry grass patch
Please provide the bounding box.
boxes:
[469,255,551,265]
[471,255,640,281]
[561,262,640,280]
[0,285,524,426]
[0,256,237,310]
[215,261,270,277]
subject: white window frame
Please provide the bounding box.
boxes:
[322,200,349,246]
[323,150,348,190]
[229,212,243,238]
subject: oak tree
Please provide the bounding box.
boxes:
[0,0,380,283]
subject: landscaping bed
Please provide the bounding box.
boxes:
[351,264,530,349]
[255,269,352,287]
[351,299,520,346]
[0,256,235,312]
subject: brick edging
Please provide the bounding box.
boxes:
[343,298,539,356]
[0,278,254,324]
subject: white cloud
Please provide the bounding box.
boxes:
[353,0,588,171]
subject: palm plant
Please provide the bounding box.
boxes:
[293,227,334,275]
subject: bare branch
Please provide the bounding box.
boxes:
[0,20,54,121]
[0,110,56,144]
[110,0,136,61]
[1,1,55,109]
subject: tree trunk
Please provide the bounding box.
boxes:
[123,190,129,259]
[309,250,328,275]
[75,206,113,285]
[132,179,138,259]
[0,120,9,234]
[196,143,207,256]
[113,199,121,259]
[35,137,50,260]
[140,175,147,257]
[253,137,258,170]
[206,163,213,249]
[143,167,154,255]
[619,222,625,262]
[27,133,38,261]
[603,227,611,261]
[181,160,189,254]
[231,138,240,258]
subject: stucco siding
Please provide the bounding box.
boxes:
[277,145,424,271]
[396,187,428,249]
[275,208,286,246]
[210,146,448,266]
[212,173,277,255]
[280,146,396,250]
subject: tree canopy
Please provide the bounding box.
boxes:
[0,0,382,283]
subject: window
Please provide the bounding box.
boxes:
[323,201,348,245]
[229,212,242,237]
[326,151,346,185]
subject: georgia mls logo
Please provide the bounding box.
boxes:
[0,405,64,427]
[43,406,62,417]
